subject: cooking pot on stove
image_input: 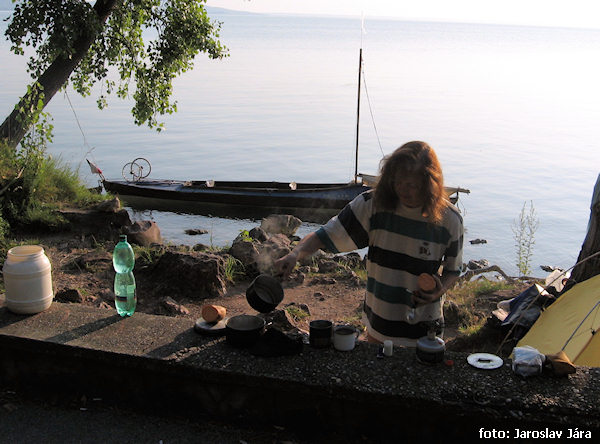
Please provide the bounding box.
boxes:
[246,274,284,313]
[226,314,266,348]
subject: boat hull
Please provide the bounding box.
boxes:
[102,179,370,222]
[102,179,467,223]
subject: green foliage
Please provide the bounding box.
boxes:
[223,255,244,283]
[472,280,512,296]
[238,229,253,243]
[133,244,166,268]
[5,0,228,131]
[1,119,109,231]
[285,305,310,321]
[512,200,539,276]
[447,278,516,330]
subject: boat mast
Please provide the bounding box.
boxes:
[354,47,362,184]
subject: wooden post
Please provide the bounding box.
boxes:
[564,174,600,291]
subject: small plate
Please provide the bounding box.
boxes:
[467,353,503,370]
[194,317,228,336]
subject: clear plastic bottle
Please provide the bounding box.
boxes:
[112,235,136,317]
[114,270,136,317]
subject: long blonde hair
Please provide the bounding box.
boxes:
[373,141,447,223]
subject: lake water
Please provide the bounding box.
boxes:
[1,9,599,277]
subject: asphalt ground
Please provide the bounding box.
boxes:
[0,387,344,444]
[0,387,384,444]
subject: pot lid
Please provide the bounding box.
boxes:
[467,353,503,370]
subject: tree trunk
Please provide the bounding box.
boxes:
[0,0,119,149]
[563,174,600,291]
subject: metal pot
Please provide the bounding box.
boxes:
[225,314,266,348]
[246,274,284,313]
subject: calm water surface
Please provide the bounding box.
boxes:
[1,10,599,276]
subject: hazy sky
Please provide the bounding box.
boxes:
[205,0,600,29]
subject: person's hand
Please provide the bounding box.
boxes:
[412,274,443,306]
[274,252,298,280]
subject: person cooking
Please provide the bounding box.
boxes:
[274,141,464,346]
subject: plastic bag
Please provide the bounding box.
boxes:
[511,345,545,378]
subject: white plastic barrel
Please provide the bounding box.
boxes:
[2,245,53,314]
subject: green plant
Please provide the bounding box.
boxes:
[446,279,517,330]
[351,266,367,283]
[285,305,310,321]
[458,323,485,336]
[238,229,253,243]
[133,244,166,268]
[223,255,244,283]
[512,200,539,276]
[1,125,109,231]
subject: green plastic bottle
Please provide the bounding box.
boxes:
[113,235,135,273]
[112,235,136,317]
[114,270,136,317]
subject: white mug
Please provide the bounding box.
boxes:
[333,325,359,351]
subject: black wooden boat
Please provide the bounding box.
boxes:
[102,175,468,220]
[102,178,370,210]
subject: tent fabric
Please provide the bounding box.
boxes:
[516,274,600,367]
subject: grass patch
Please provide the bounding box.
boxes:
[285,305,310,321]
[133,244,166,268]
[223,255,245,284]
[446,278,517,331]
[1,141,112,233]
[351,267,367,283]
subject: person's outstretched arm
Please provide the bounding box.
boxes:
[274,232,324,278]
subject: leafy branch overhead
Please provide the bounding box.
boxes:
[2,0,228,146]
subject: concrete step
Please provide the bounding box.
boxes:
[1,301,599,441]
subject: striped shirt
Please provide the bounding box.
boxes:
[316,190,464,346]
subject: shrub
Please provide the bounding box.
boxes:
[512,200,539,276]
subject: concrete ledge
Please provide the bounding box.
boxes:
[1,302,599,441]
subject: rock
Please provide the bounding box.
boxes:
[468,259,490,270]
[98,289,114,302]
[184,229,208,236]
[260,309,304,337]
[55,288,84,303]
[229,235,261,276]
[96,301,112,310]
[318,260,339,273]
[124,220,162,246]
[192,244,210,251]
[289,271,305,286]
[285,302,310,316]
[540,265,562,272]
[71,251,112,272]
[298,249,332,267]
[338,270,363,287]
[160,297,190,316]
[248,227,268,243]
[58,208,131,241]
[309,276,337,285]
[255,234,292,275]
[469,238,487,245]
[443,300,461,325]
[333,252,364,269]
[94,197,121,213]
[260,214,302,236]
[150,251,227,299]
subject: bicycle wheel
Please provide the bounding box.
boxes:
[131,157,151,179]
[122,162,142,182]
